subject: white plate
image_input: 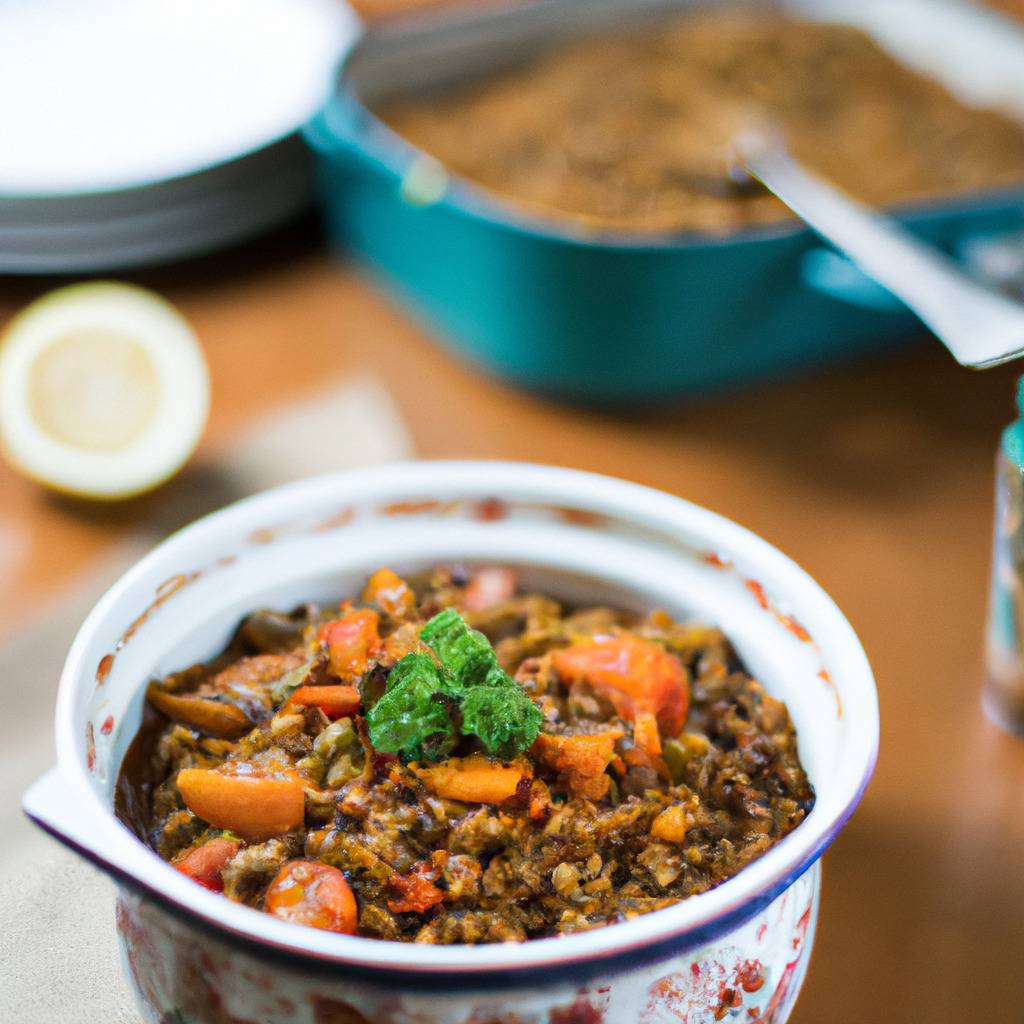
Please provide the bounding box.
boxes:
[0,152,313,271]
[0,0,360,197]
[0,138,308,229]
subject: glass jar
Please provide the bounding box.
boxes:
[985,381,1024,735]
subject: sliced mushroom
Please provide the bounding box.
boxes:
[146,684,251,738]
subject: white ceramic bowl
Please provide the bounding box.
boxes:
[23,462,877,1024]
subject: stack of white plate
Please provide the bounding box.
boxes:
[0,0,359,273]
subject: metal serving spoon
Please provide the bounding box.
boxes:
[733,131,1024,369]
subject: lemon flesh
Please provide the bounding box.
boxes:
[0,282,210,499]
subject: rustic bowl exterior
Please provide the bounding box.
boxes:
[116,864,819,1024]
[23,462,876,1024]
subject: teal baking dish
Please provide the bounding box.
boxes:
[305,0,1024,403]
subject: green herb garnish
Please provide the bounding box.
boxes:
[366,610,542,761]
[419,607,495,686]
[366,653,457,761]
[460,684,541,760]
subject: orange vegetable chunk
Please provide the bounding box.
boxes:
[146,684,251,738]
[265,860,357,934]
[388,860,445,914]
[532,730,623,800]
[173,836,241,891]
[551,635,688,756]
[286,685,360,718]
[412,754,530,803]
[176,768,305,842]
[650,805,689,844]
[631,711,662,761]
[318,609,382,681]
[362,567,416,618]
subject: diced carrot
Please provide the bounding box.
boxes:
[388,860,445,914]
[650,805,689,844]
[412,754,531,804]
[173,836,240,891]
[362,568,416,618]
[632,710,662,760]
[622,745,652,768]
[551,635,689,757]
[286,685,360,718]
[264,860,357,934]
[464,567,517,612]
[528,778,553,820]
[532,730,623,800]
[318,610,382,681]
[146,684,251,738]
[176,768,305,842]
[382,621,424,663]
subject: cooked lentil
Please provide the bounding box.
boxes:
[116,566,814,943]
[374,10,1024,235]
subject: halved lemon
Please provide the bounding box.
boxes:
[0,282,210,500]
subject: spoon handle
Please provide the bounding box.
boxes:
[736,134,1024,368]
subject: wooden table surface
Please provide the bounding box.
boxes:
[2,221,1023,1023]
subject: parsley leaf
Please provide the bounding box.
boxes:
[366,653,457,761]
[369,610,542,762]
[419,607,495,687]
[460,685,542,760]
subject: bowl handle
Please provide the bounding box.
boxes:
[22,767,139,880]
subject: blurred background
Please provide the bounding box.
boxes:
[2,0,1024,1021]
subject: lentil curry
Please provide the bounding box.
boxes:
[374,10,1024,235]
[116,566,814,944]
